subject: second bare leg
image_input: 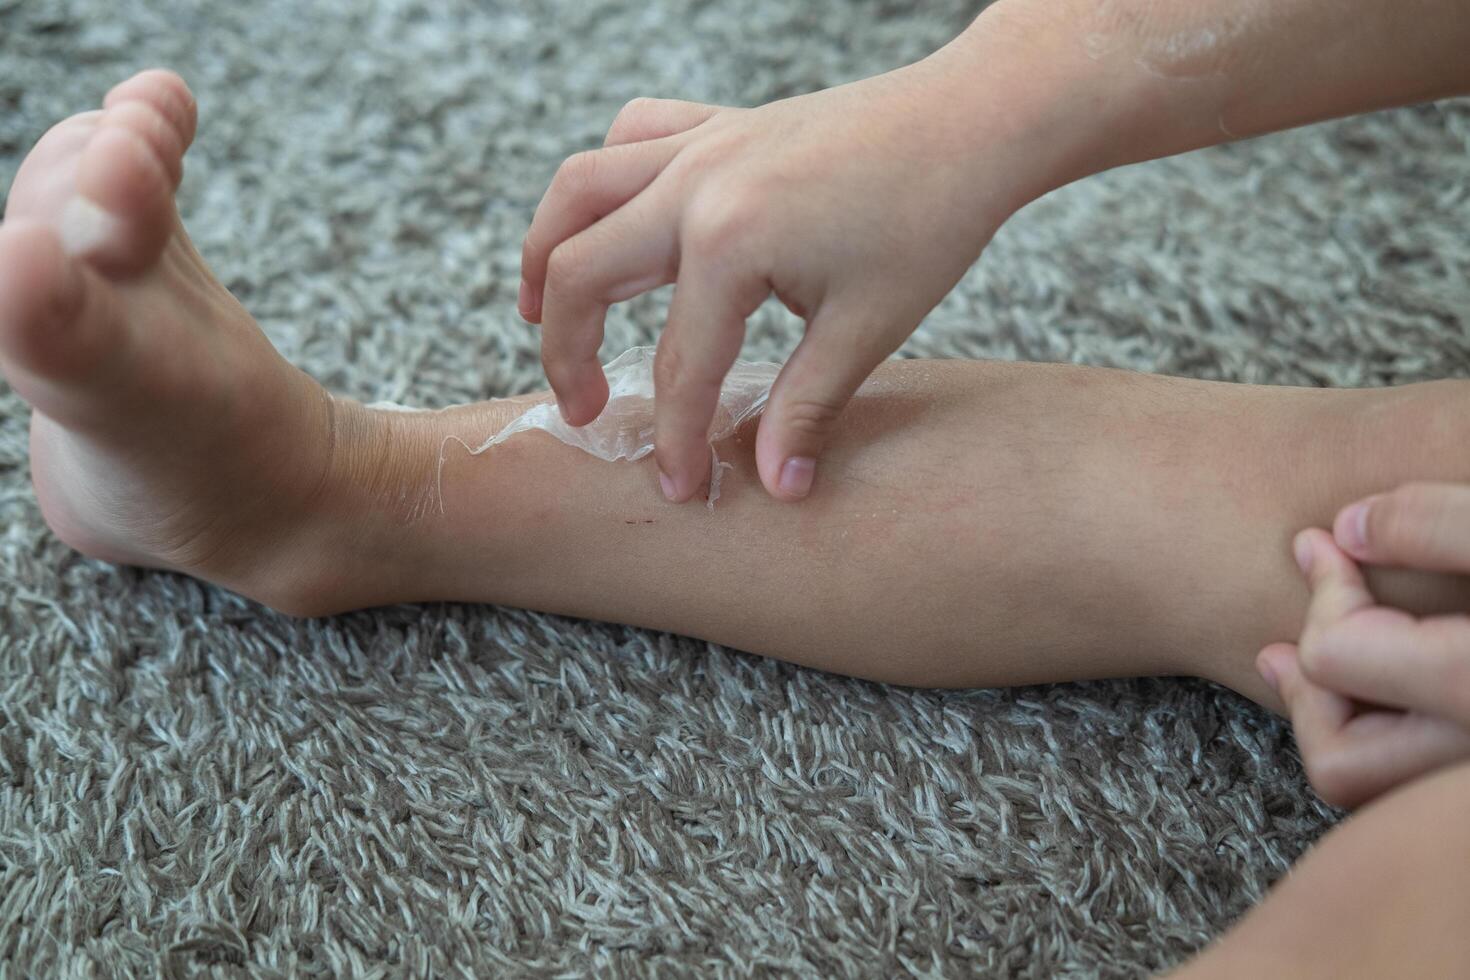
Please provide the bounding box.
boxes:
[320,361,1470,705]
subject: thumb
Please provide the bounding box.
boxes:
[754,305,901,501]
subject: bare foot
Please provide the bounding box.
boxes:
[0,70,356,613]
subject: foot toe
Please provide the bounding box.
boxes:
[2,111,102,223]
[103,68,197,150]
[97,99,185,189]
[69,124,176,275]
[0,220,126,417]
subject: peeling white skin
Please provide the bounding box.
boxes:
[456,346,779,510]
[365,400,429,413]
[1081,0,1267,79]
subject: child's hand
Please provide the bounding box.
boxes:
[1258,484,1470,808]
[518,51,1050,503]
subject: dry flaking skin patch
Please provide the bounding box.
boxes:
[439,346,779,511]
[1080,0,1274,79]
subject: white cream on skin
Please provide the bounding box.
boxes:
[436,346,779,511]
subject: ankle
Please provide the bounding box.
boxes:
[245,393,435,616]
[257,394,530,617]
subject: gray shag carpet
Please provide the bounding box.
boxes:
[2,1,1468,976]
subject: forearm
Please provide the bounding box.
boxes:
[304,360,1470,701]
[930,0,1470,190]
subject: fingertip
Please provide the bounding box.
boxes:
[778,456,816,499]
[1292,529,1315,577]
[652,443,703,503]
[752,413,825,503]
[756,454,815,502]
[1257,643,1297,697]
[518,279,542,323]
[1296,527,1358,587]
[559,397,601,428]
[1333,497,1376,559]
[545,360,608,427]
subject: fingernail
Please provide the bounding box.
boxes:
[1292,532,1313,576]
[659,470,677,501]
[1336,499,1372,555]
[518,279,540,320]
[1257,656,1280,695]
[779,456,816,498]
[57,196,118,257]
[557,400,571,424]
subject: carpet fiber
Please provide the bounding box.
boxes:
[2,1,1468,976]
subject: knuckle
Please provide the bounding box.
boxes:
[777,397,844,437]
[1372,484,1440,555]
[682,187,762,261]
[653,342,697,392]
[615,96,659,124]
[539,349,578,393]
[605,100,648,144]
[652,343,724,409]
[544,238,587,289]
[553,149,601,199]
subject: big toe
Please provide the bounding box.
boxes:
[0,220,128,427]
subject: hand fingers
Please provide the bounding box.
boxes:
[1296,523,1470,722]
[1296,528,1375,641]
[604,98,723,147]
[1334,482,1470,574]
[520,137,682,322]
[1260,642,1354,764]
[752,299,903,501]
[539,189,678,425]
[1261,643,1470,808]
[1298,607,1470,723]
[651,261,770,502]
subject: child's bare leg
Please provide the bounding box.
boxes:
[3,71,1469,710]
[1172,758,1470,977]
[353,365,1470,706]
